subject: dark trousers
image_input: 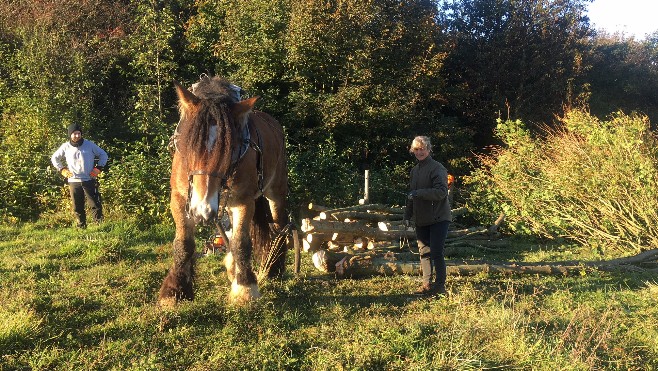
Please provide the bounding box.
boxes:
[415,220,450,285]
[69,180,103,227]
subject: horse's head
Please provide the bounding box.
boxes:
[173,76,258,223]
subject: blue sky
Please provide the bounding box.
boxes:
[587,0,657,39]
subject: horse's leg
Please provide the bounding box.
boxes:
[225,202,260,304]
[158,191,196,306]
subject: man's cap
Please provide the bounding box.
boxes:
[67,123,82,136]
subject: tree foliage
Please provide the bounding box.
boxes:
[439,0,592,143]
[586,33,658,128]
[0,0,657,233]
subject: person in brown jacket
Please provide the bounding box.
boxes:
[403,136,452,296]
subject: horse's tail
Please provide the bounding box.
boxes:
[252,195,273,277]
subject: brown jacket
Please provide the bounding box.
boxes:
[404,156,452,227]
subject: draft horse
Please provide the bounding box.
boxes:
[158,76,288,305]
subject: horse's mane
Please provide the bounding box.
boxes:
[178,76,239,172]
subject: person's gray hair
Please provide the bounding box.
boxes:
[409,136,432,153]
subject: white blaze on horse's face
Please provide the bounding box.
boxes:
[207,124,218,152]
[187,125,220,223]
[188,181,219,223]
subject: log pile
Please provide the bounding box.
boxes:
[302,202,658,278]
[302,202,504,274]
[302,203,414,253]
[302,202,499,253]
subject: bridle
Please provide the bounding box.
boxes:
[182,120,265,246]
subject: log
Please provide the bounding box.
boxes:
[302,232,329,252]
[312,249,349,272]
[377,220,406,230]
[302,219,413,237]
[336,255,423,277]
[321,204,404,215]
[303,220,418,241]
[308,203,329,212]
[324,211,404,222]
[325,237,374,251]
[310,248,658,278]
[595,248,658,267]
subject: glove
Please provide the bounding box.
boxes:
[407,191,417,200]
[60,168,73,178]
[90,167,101,177]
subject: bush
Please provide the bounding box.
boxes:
[101,147,172,224]
[463,110,658,254]
[287,134,360,213]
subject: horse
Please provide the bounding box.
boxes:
[158,75,289,305]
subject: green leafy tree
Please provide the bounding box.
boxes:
[439,0,592,144]
[124,0,179,149]
[586,33,658,127]
[0,0,131,221]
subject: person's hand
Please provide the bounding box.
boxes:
[60,168,73,178]
[407,191,417,200]
[90,167,101,177]
[447,174,455,187]
[402,219,410,228]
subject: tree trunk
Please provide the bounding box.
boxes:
[310,248,658,278]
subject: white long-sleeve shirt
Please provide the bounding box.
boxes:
[51,139,108,183]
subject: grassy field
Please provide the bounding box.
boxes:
[1,216,657,370]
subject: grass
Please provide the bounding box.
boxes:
[0,216,657,370]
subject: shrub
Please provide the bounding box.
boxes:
[463,110,658,254]
[101,147,172,224]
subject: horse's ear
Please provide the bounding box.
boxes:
[174,80,200,112]
[233,96,259,129]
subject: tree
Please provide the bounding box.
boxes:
[0,0,134,221]
[439,0,593,145]
[586,33,658,128]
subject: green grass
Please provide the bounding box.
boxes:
[1,216,656,370]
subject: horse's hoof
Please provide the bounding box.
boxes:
[229,282,261,305]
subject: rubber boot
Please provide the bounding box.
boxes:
[414,244,435,296]
[433,258,447,296]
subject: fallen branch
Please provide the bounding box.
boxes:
[310,248,658,278]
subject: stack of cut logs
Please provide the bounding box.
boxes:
[301,203,410,253]
[302,202,507,277]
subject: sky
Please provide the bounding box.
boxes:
[586,0,658,39]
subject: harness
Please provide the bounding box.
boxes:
[170,117,265,242]
[171,111,300,274]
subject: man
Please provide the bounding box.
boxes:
[51,123,108,228]
[403,136,452,297]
